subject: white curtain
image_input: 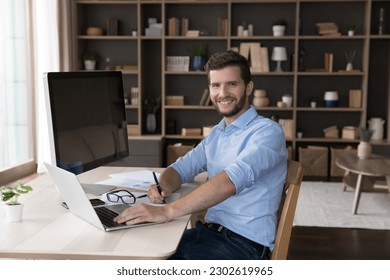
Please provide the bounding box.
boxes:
[32,0,72,173]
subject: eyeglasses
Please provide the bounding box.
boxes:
[106,190,147,205]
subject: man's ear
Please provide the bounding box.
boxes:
[246,81,254,96]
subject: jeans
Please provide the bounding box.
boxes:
[169,221,270,260]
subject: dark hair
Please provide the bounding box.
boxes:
[204,50,252,85]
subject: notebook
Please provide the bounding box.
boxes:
[44,162,155,231]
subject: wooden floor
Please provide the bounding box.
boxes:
[288,226,390,260]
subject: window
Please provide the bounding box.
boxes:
[0,0,35,184]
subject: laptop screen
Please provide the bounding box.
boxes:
[43,71,129,174]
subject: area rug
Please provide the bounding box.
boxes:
[293,181,390,230]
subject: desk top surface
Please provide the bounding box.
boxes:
[335,153,390,177]
[0,166,198,260]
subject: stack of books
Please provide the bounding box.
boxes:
[323,125,339,138]
[217,18,228,36]
[168,17,189,36]
[239,42,269,72]
[166,56,190,72]
[315,22,341,36]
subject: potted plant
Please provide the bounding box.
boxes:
[144,96,161,133]
[82,52,97,70]
[348,25,356,36]
[272,19,287,37]
[188,45,207,71]
[357,127,374,159]
[1,182,33,222]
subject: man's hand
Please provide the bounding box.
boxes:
[113,204,170,225]
[147,184,170,204]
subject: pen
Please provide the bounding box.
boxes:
[153,171,165,204]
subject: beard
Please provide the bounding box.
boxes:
[212,93,247,118]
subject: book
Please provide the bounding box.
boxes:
[199,88,209,106]
[324,52,333,72]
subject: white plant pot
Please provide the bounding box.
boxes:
[4,203,24,223]
[272,25,285,37]
[84,60,96,70]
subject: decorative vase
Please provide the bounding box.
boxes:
[368,118,385,140]
[5,203,24,223]
[357,141,371,159]
[190,55,207,71]
[146,113,156,133]
[253,89,269,107]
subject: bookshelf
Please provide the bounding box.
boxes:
[71,0,390,173]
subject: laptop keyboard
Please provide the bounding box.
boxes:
[95,207,124,228]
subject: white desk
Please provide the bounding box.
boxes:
[0,166,199,259]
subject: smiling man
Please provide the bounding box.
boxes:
[114,50,287,260]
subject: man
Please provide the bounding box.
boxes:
[114,50,287,260]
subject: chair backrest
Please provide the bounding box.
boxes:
[271,159,304,260]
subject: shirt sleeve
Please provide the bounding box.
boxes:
[169,141,208,184]
[224,121,287,194]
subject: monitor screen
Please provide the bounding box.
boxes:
[43,71,129,174]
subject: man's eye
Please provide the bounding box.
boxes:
[227,82,237,87]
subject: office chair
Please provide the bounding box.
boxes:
[189,160,303,260]
[271,160,303,260]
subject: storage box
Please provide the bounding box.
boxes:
[127,124,139,136]
[349,89,362,108]
[279,119,294,139]
[299,146,328,177]
[166,95,184,106]
[342,126,358,140]
[330,146,357,177]
[181,128,202,136]
[323,125,338,138]
[166,144,195,165]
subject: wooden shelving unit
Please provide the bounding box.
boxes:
[71,0,390,170]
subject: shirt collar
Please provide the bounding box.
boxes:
[216,106,258,131]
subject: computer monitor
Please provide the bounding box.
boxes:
[43,71,129,174]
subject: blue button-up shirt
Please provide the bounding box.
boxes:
[170,106,287,249]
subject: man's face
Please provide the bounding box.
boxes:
[209,66,253,124]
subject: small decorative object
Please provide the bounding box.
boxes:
[144,96,161,133]
[86,27,103,36]
[252,89,269,107]
[357,127,374,159]
[271,46,287,72]
[378,7,385,35]
[347,25,356,36]
[298,48,306,71]
[282,94,293,107]
[188,45,207,71]
[368,118,385,140]
[1,182,33,223]
[324,91,339,107]
[272,19,287,37]
[310,97,317,108]
[297,130,303,138]
[82,52,97,70]
[345,50,356,71]
[277,101,286,108]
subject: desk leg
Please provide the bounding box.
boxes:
[386,175,390,192]
[352,174,364,214]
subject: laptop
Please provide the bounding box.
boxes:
[44,162,155,231]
